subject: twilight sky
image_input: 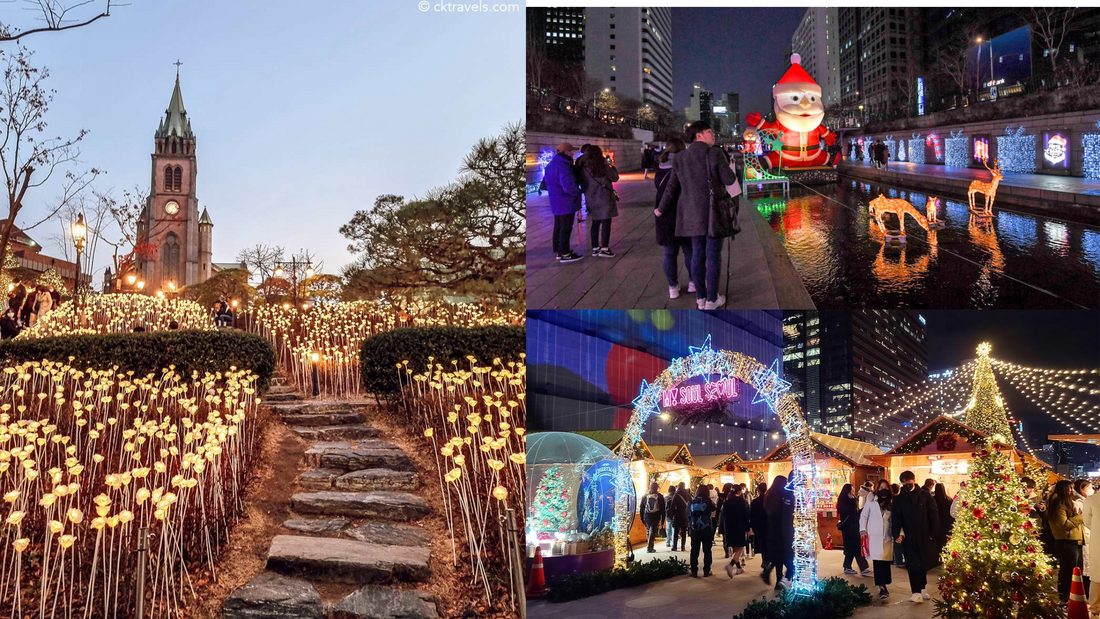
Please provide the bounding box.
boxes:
[7,1,522,279]
[671,8,807,125]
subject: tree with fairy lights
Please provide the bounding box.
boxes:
[530,466,571,537]
[963,343,1014,443]
[935,440,1062,619]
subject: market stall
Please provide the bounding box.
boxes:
[694,452,754,489]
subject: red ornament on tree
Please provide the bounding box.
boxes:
[973,507,985,519]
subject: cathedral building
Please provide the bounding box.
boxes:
[137,72,213,291]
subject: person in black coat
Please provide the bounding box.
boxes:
[669,482,691,551]
[750,482,770,570]
[664,485,678,549]
[720,485,752,578]
[688,485,717,577]
[654,139,693,299]
[640,482,666,553]
[933,482,953,559]
[764,475,795,589]
[891,470,940,603]
[837,483,870,575]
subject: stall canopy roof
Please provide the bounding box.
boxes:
[647,444,694,465]
[869,415,1052,472]
[571,430,653,459]
[754,433,884,468]
[692,453,745,470]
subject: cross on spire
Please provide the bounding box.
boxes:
[174,59,183,77]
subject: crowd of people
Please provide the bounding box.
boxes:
[638,470,1100,611]
[541,120,741,310]
[1,283,60,338]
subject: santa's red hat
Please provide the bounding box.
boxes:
[773,54,821,95]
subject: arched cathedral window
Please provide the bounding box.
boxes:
[162,233,180,286]
[164,166,173,191]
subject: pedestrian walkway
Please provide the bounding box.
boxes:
[222,374,438,619]
[526,172,814,309]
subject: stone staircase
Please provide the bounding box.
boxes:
[223,378,439,619]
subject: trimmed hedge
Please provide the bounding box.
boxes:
[0,330,277,389]
[545,557,688,603]
[733,577,872,619]
[359,325,525,398]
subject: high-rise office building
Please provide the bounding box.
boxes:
[584,8,674,110]
[782,312,852,436]
[838,8,922,117]
[791,8,841,106]
[526,7,587,67]
[684,83,713,125]
[725,92,740,134]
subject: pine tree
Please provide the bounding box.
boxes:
[529,466,571,535]
[935,441,1062,619]
[963,343,1013,442]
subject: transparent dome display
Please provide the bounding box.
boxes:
[526,432,634,556]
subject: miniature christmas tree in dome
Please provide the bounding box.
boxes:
[529,466,571,537]
[962,342,1014,443]
[935,440,1061,618]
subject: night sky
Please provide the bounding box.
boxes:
[671,8,807,122]
[923,311,1100,462]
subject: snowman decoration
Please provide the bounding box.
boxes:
[743,53,839,169]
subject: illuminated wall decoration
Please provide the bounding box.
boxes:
[917,77,925,116]
[926,133,943,163]
[616,336,819,595]
[884,135,897,161]
[945,130,969,168]
[526,149,556,194]
[1041,131,1070,171]
[972,135,991,166]
[996,126,1036,174]
[897,139,907,161]
[909,133,925,164]
[1084,121,1100,180]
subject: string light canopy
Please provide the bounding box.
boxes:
[617,336,820,595]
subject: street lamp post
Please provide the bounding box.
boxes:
[274,256,313,307]
[71,215,86,315]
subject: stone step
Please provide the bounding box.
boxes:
[292,425,380,441]
[332,585,438,619]
[344,522,432,548]
[265,392,306,403]
[305,442,415,472]
[283,518,350,534]
[299,468,344,490]
[267,535,431,585]
[271,402,366,416]
[267,385,298,395]
[281,412,365,427]
[334,469,419,492]
[291,491,429,521]
[223,572,323,619]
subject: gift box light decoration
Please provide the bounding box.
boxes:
[884,135,897,161]
[1083,121,1100,180]
[909,133,925,164]
[615,336,819,595]
[945,131,969,168]
[995,126,1036,174]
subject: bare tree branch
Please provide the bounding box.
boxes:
[0,0,114,42]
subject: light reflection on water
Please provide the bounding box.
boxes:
[755,179,1100,308]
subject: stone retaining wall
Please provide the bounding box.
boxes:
[526,132,644,189]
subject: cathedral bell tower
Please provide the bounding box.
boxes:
[138,65,212,292]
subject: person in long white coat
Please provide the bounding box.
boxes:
[1081,483,1100,616]
[860,479,895,601]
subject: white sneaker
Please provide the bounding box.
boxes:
[736,567,744,575]
[704,295,727,310]
[921,589,930,600]
[688,282,697,293]
[910,593,924,604]
[696,298,705,310]
[779,577,792,590]
[669,286,680,299]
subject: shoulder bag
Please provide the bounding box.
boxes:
[706,147,740,238]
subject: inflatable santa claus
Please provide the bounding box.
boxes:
[743,53,839,169]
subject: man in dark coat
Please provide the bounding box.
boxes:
[891,470,940,603]
[640,482,666,553]
[669,482,690,551]
[544,142,583,262]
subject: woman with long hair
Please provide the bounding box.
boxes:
[764,475,795,589]
[837,483,871,576]
[860,479,895,600]
[933,483,954,558]
[654,138,694,299]
[1049,479,1085,602]
[578,145,620,258]
[750,482,769,570]
[718,482,734,558]
[890,483,905,567]
[720,484,751,577]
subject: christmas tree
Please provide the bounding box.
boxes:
[529,466,571,537]
[962,343,1013,442]
[935,440,1062,619]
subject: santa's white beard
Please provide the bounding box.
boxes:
[774,108,824,133]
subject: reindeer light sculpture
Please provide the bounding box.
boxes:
[926,196,945,228]
[968,157,1003,216]
[869,194,931,243]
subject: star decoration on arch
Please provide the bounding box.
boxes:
[751,358,791,413]
[631,379,660,418]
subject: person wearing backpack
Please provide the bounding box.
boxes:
[664,485,678,549]
[688,485,717,577]
[640,482,666,553]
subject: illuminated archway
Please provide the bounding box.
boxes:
[614,336,819,594]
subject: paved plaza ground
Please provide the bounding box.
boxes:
[529,542,943,619]
[526,172,814,310]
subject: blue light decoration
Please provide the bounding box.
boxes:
[996,126,1036,174]
[525,149,556,195]
[897,139,907,161]
[1082,121,1100,180]
[750,358,791,412]
[945,130,969,168]
[1042,131,1070,170]
[917,77,925,115]
[884,135,897,161]
[909,133,925,164]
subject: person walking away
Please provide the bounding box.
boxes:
[688,485,717,577]
[640,482,666,553]
[721,484,751,578]
[654,121,740,310]
[642,146,654,180]
[544,142,584,263]
[1081,480,1100,615]
[764,475,796,590]
[654,139,695,300]
[860,479,895,600]
[933,483,953,561]
[1049,479,1085,603]
[750,482,770,573]
[578,145,620,258]
[837,483,871,576]
[717,483,732,558]
[670,482,690,552]
[665,485,678,549]
[891,470,939,603]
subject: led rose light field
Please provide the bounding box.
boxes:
[18,294,215,339]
